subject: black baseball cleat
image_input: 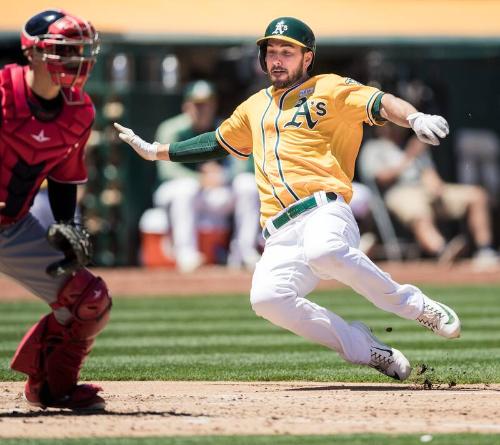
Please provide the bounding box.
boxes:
[352,321,411,381]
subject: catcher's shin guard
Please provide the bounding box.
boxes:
[11,268,111,403]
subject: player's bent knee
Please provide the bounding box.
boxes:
[250,285,274,314]
[250,284,294,324]
[251,297,280,318]
[251,295,305,331]
[251,299,289,326]
[52,268,112,340]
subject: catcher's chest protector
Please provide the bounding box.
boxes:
[0,64,94,223]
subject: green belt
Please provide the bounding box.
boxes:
[263,192,337,239]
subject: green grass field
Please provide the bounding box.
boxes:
[1,285,498,384]
[1,284,499,444]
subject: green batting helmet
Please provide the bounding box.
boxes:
[256,17,316,73]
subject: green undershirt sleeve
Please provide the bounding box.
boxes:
[169,131,229,163]
[372,92,387,123]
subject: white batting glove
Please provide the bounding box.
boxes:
[113,123,159,161]
[407,112,449,146]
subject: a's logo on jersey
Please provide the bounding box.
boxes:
[284,97,327,129]
[272,21,288,35]
[31,130,51,143]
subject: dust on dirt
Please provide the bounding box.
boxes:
[1,381,499,438]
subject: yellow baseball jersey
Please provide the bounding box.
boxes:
[215,73,385,226]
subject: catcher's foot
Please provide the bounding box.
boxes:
[23,376,45,408]
[352,321,411,381]
[24,380,105,411]
[416,296,461,339]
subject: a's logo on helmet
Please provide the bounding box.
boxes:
[272,20,288,35]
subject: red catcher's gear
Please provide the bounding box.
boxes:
[10,269,111,404]
[24,378,105,411]
[21,9,100,104]
[0,64,94,225]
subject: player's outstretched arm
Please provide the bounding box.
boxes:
[114,123,229,163]
[114,123,170,161]
[380,94,449,146]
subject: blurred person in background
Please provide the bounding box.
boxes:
[359,123,498,267]
[148,80,260,272]
[454,128,499,205]
[349,181,378,256]
[0,9,111,410]
[455,128,500,249]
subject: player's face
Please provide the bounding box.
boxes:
[265,39,312,89]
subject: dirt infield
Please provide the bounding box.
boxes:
[1,261,500,300]
[1,382,500,438]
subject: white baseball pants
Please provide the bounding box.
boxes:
[250,195,426,365]
[0,213,71,323]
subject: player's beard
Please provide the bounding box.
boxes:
[269,60,306,90]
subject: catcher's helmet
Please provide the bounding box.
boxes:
[256,17,316,73]
[21,9,100,104]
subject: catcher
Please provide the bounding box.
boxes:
[0,10,111,410]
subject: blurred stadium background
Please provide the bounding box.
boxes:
[1,0,499,267]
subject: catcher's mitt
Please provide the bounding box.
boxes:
[46,222,93,277]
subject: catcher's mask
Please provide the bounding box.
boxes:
[256,17,316,74]
[21,9,100,105]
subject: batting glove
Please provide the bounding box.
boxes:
[114,123,159,161]
[407,112,449,146]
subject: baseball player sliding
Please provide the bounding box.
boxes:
[1,10,111,409]
[116,17,460,380]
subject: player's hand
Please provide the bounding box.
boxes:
[0,202,5,209]
[407,112,449,146]
[113,123,159,161]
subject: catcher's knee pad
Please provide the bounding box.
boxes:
[11,269,111,400]
[52,268,112,340]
